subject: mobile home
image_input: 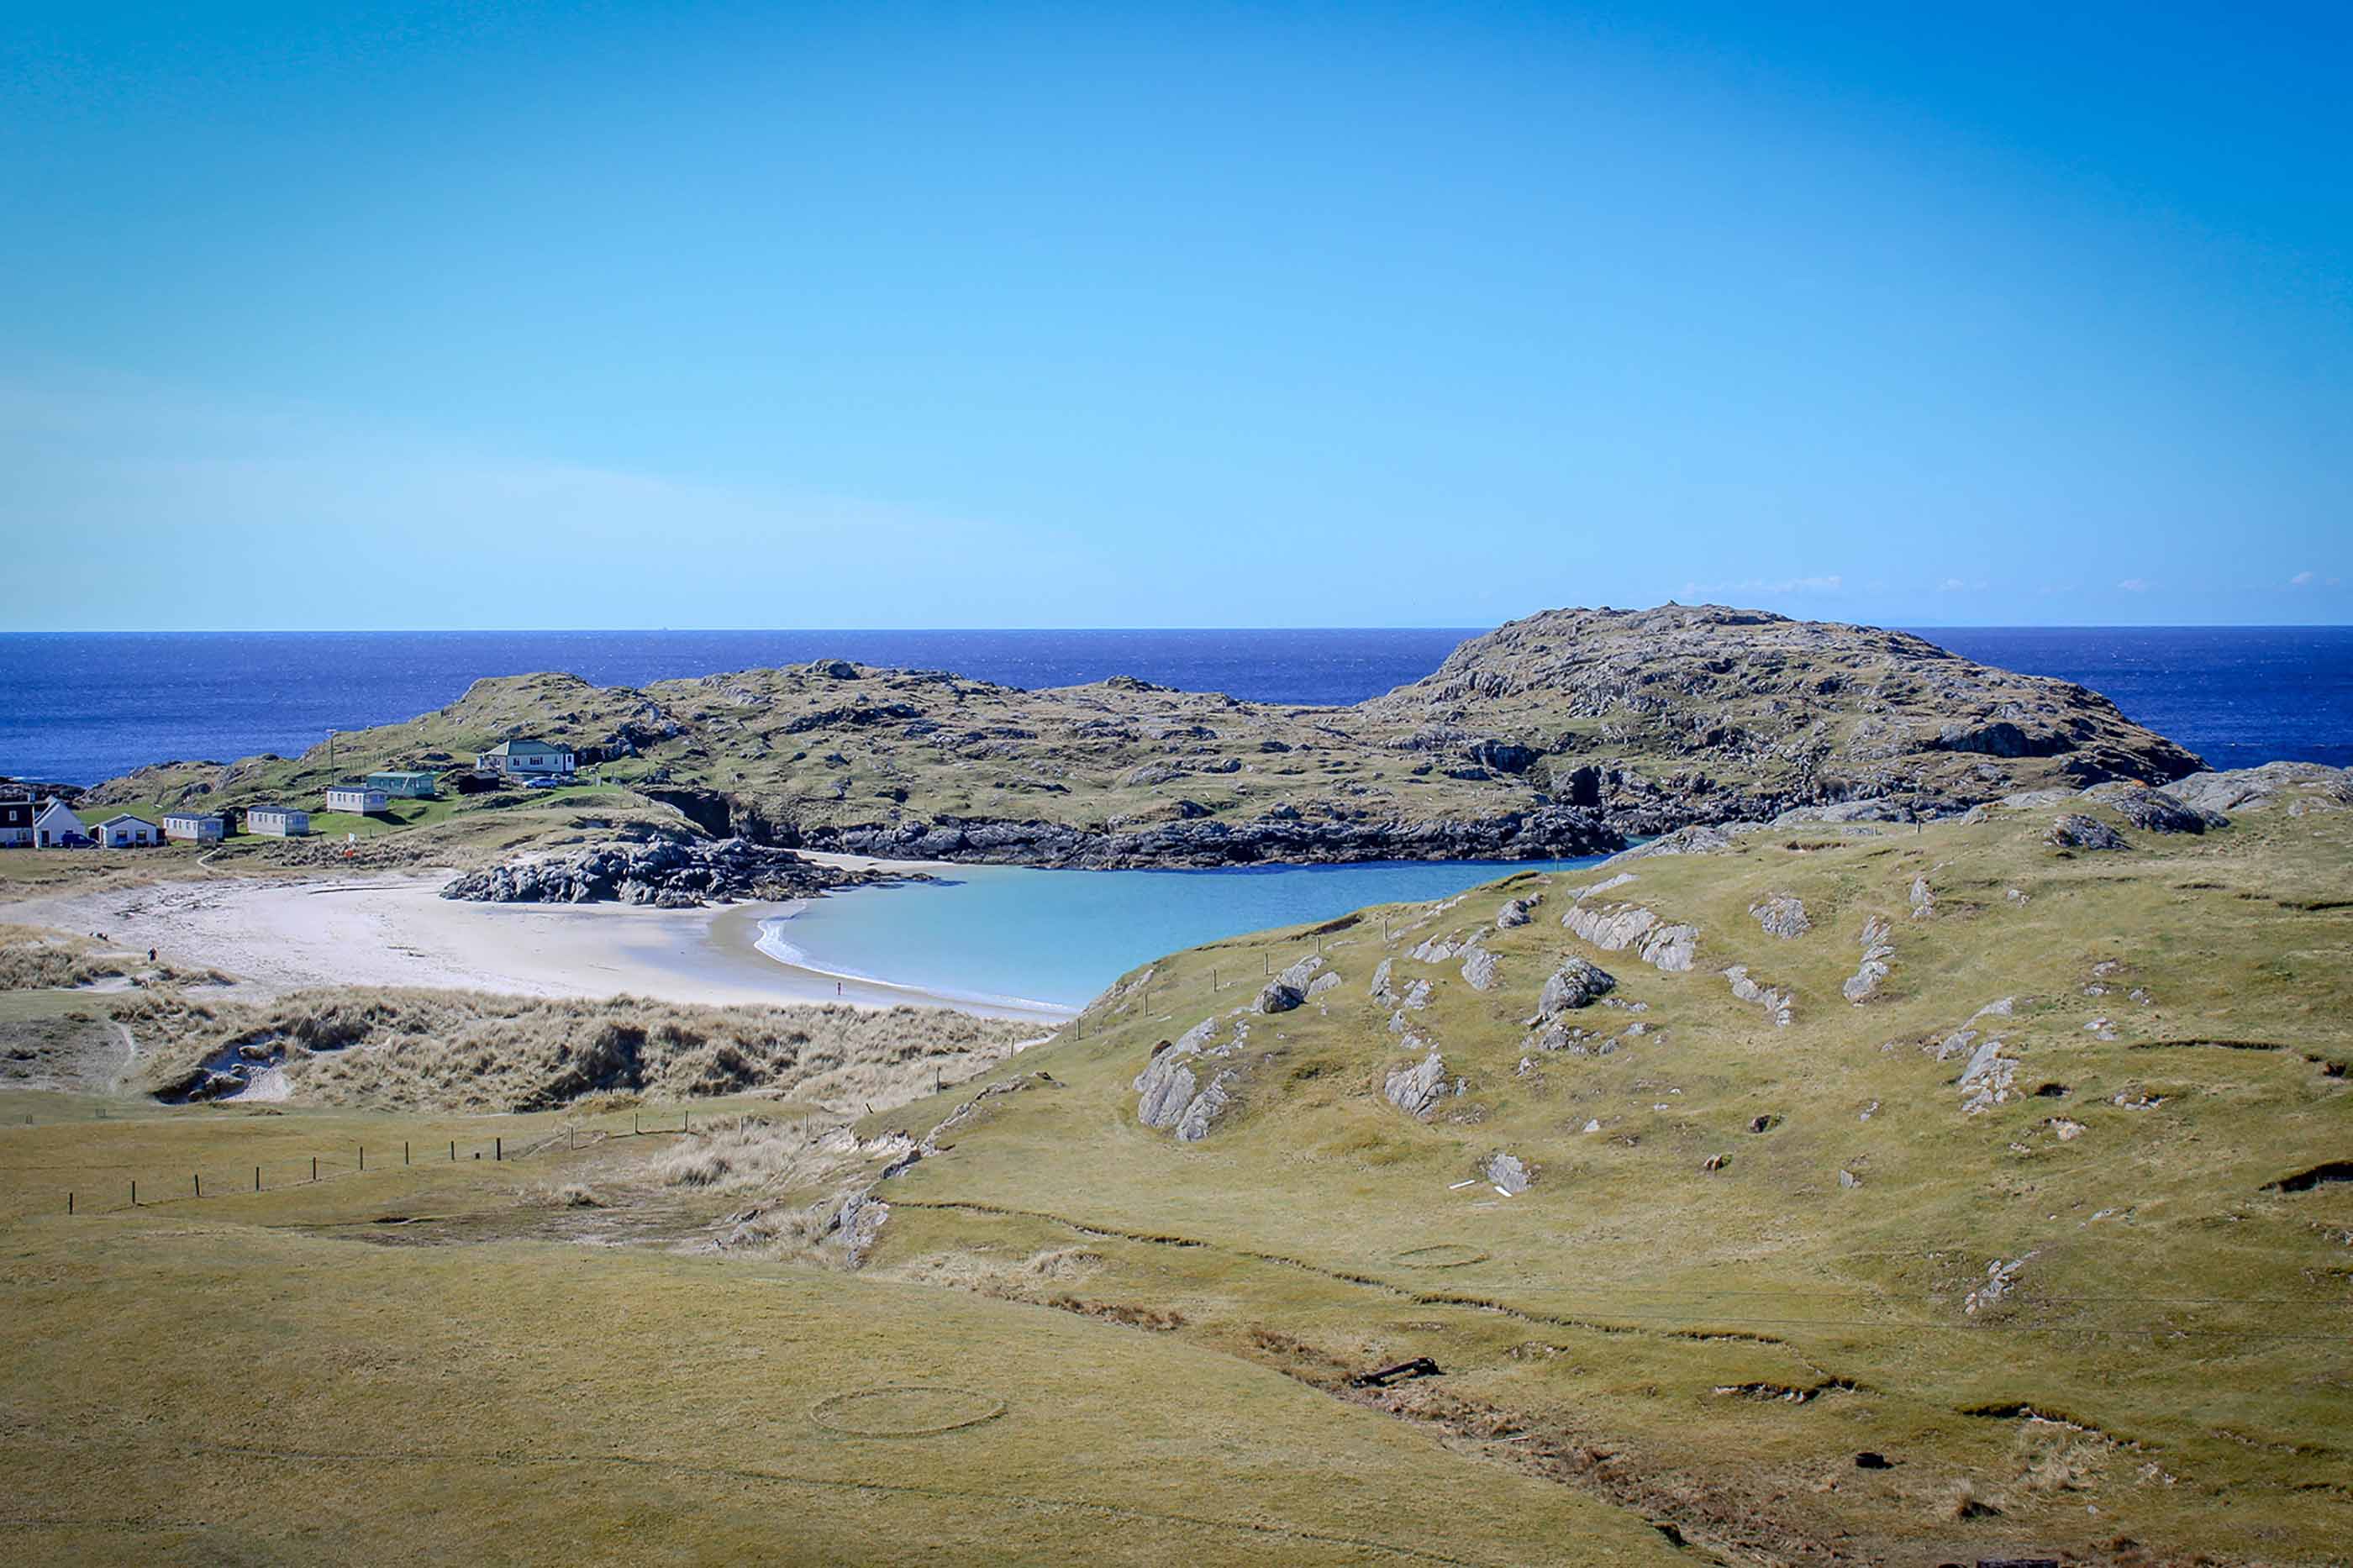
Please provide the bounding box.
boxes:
[368,770,440,799]
[246,804,311,838]
[324,783,388,815]
[161,812,227,844]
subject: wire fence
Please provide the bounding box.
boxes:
[28,1107,707,1218]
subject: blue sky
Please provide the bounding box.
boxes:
[3,2,2347,630]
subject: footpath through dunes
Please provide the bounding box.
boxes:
[0,1106,1684,1566]
[70,603,2206,876]
[818,765,2353,1566]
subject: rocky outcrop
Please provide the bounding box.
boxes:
[1385,1049,1450,1119]
[1485,1152,1531,1194]
[1724,966,1794,1027]
[2077,781,2226,834]
[1843,916,1895,1004]
[1255,981,1304,1014]
[2168,762,2351,815]
[1135,1018,1251,1141]
[1538,957,1618,1015]
[439,833,884,907]
[800,807,1621,871]
[1749,893,1810,939]
[1562,903,1698,972]
[2045,814,2128,852]
[1496,893,1543,929]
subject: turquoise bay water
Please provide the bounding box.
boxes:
[757,857,1606,1012]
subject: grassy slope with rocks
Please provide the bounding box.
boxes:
[3,767,2342,1564]
[799,764,2353,1565]
[74,605,2202,871]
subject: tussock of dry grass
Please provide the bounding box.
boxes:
[655,1114,849,1192]
[0,923,206,992]
[121,986,1031,1113]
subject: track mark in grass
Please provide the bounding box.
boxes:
[1392,1243,1490,1270]
[810,1386,1005,1438]
[155,1439,1505,1565]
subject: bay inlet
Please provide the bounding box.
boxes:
[752,855,1609,1014]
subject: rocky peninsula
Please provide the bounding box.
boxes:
[82,604,2204,871]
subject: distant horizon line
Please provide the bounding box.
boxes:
[5,620,2350,637]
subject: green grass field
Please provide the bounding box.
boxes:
[3,777,2347,1563]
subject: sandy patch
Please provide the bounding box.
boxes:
[2,874,1063,1022]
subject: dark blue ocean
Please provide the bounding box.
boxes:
[1,626,2345,787]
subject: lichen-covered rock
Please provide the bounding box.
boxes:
[1843,916,1895,1004]
[1749,893,1811,939]
[1369,959,1398,1007]
[1608,824,1742,861]
[2077,781,2225,834]
[1255,981,1305,1014]
[2168,762,2352,815]
[1461,949,1499,991]
[1638,923,1698,971]
[1908,876,1936,920]
[1724,966,1794,1027]
[2046,813,2128,851]
[1539,957,1618,1014]
[1564,902,1657,951]
[1496,893,1543,929]
[1385,1050,1449,1119]
[1134,1018,1250,1139]
[1485,1152,1530,1194]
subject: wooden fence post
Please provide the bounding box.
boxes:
[68,1192,74,1215]
[255,1166,261,1192]
[193,1173,200,1197]
[495,1137,502,1161]
[311,1156,317,1181]
[359,1145,366,1172]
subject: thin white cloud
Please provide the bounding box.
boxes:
[1937,577,1988,592]
[2117,578,2152,592]
[2291,569,2317,587]
[1678,575,1843,598]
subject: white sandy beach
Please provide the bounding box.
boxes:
[2,871,1071,1023]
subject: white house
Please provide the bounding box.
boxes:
[324,783,387,814]
[162,811,227,844]
[92,813,160,848]
[475,738,576,779]
[32,799,83,848]
[246,804,310,838]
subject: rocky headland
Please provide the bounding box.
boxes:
[438,831,898,907]
[85,605,2206,871]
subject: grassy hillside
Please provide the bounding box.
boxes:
[71,606,2203,871]
[803,767,2352,1563]
[2,768,2345,1563]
